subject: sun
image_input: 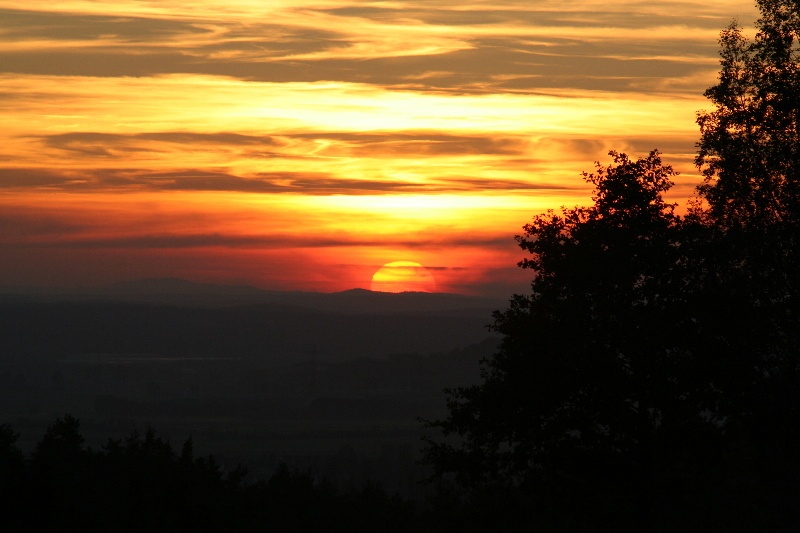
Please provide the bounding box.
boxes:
[370,261,436,293]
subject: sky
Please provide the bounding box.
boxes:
[0,1,760,296]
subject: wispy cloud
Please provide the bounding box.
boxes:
[0,1,761,293]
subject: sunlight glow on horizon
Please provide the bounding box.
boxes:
[370,261,436,293]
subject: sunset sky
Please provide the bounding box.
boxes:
[0,1,759,296]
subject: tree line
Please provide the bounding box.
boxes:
[0,415,422,532]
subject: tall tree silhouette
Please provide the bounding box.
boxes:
[695,4,800,526]
[696,0,800,226]
[28,415,92,530]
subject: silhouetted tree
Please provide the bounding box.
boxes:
[423,2,800,529]
[696,0,800,226]
[694,0,799,409]
[423,152,716,530]
[0,423,24,476]
[694,3,800,526]
[0,423,25,528]
[27,415,89,530]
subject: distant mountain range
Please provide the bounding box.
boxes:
[0,278,508,362]
[0,277,507,315]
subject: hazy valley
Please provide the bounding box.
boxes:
[0,278,503,498]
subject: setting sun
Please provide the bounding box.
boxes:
[370,261,436,293]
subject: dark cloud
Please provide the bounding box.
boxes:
[137,132,280,145]
[432,177,581,192]
[289,132,528,156]
[42,132,281,155]
[0,8,344,80]
[0,8,340,52]
[0,165,567,195]
[0,228,517,251]
[323,5,734,30]
[0,208,89,241]
[41,131,529,159]
[424,265,469,271]
[0,167,74,187]
[0,6,721,94]
[0,8,204,41]
[378,37,716,94]
[145,171,295,192]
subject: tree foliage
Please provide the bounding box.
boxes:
[424,152,719,529]
[696,0,800,226]
[423,1,800,529]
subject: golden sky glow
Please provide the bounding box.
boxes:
[0,1,759,295]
